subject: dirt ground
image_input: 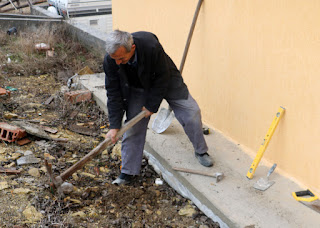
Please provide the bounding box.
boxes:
[0,26,220,227]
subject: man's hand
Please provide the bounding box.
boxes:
[105,129,120,144]
[142,107,153,118]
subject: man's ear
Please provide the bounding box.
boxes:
[132,44,136,51]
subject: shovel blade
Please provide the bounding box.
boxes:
[152,108,174,134]
[253,178,275,191]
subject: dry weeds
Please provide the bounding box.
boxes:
[0,25,102,79]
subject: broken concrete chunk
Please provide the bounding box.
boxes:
[17,155,40,165]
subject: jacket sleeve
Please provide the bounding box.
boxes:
[103,55,124,129]
[144,44,171,113]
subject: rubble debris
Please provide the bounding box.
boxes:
[178,204,197,217]
[28,168,40,177]
[0,87,11,97]
[69,110,79,119]
[64,90,92,103]
[43,95,55,105]
[13,188,31,194]
[41,126,58,134]
[0,122,27,142]
[0,168,21,174]
[35,43,50,51]
[17,154,40,165]
[60,182,74,194]
[68,124,98,136]
[12,121,67,142]
[0,181,9,190]
[23,205,43,223]
[155,178,163,185]
[77,66,94,75]
[3,112,18,119]
[17,138,32,146]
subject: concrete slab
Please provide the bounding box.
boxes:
[79,73,320,228]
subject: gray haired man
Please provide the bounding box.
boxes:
[103,30,213,185]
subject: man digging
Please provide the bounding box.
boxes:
[103,30,213,185]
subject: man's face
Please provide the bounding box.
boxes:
[110,45,135,65]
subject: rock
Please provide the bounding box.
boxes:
[155,178,163,185]
[72,211,86,218]
[23,205,43,223]
[39,166,47,173]
[0,148,6,154]
[44,153,56,160]
[99,167,110,173]
[69,198,82,204]
[72,173,79,181]
[0,181,9,190]
[3,112,18,119]
[24,150,33,156]
[17,155,40,165]
[11,152,23,160]
[5,162,15,168]
[111,143,121,158]
[102,149,108,155]
[80,172,95,178]
[13,188,31,194]
[178,205,197,217]
[28,168,40,178]
[89,209,98,218]
[60,182,74,194]
[0,155,8,162]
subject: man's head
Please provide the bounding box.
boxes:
[105,30,136,65]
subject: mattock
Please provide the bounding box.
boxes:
[45,111,147,189]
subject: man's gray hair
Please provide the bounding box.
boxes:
[105,30,134,54]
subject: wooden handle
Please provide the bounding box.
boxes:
[173,167,215,178]
[58,111,146,182]
[179,0,204,73]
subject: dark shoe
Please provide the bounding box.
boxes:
[112,173,133,185]
[195,152,214,167]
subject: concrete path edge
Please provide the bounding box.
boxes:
[144,142,236,228]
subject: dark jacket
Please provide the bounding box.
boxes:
[103,31,188,129]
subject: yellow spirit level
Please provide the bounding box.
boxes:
[246,106,285,179]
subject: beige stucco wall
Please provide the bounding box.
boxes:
[112,0,320,194]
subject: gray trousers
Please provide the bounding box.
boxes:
[121,88,208,175]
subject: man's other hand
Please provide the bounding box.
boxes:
[142,107,153,118]
[105,129,120,144]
